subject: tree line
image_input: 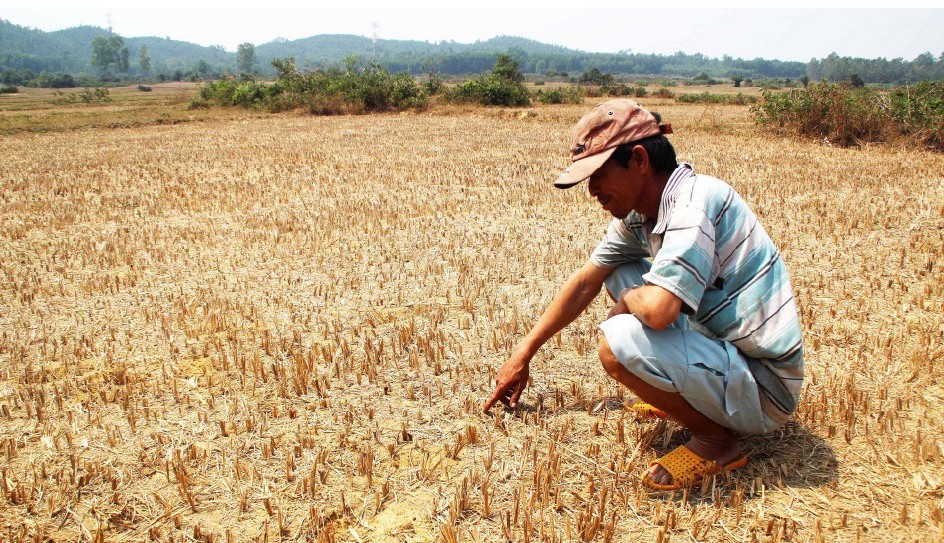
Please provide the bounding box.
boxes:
[807,52,944,84]
[1,15,942,86]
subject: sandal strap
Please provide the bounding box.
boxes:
[650,445,718,486]
[631,401,667,417]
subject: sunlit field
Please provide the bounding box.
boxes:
[0,83,257,134]
[1,95,943,543]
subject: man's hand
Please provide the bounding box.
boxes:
[482,261,610,413]
[606,287,635,319]
[483,348,531,412]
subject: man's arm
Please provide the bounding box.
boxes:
[483,260,612,411]
[608,284,683,330]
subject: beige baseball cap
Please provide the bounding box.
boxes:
[554,99,673,189]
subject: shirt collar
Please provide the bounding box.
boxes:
[652,163,695,236]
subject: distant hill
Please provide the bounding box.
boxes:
[254,34,585,73]
[2,18,941,84]
[1,19,234,74]
[257,35,575,62]
[0,18,806,79]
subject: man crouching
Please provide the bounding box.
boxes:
[483,99,803,491]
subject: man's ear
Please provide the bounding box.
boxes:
[632,144,649,170]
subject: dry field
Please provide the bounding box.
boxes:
[1,96,943,543]
[0,83,255,135]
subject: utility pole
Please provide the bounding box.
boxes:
[371,21,380,60]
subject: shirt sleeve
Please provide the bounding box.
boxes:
[643,207,716,314]
[589,218,649,269]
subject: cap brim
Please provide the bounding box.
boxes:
[553,147,617,189]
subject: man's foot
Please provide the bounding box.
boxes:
[645,433,742,487]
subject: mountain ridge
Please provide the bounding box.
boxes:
[3,18,939,83]
[0,17,806,79]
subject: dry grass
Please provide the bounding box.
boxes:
[1,99,943,543]
[0,83,259,134]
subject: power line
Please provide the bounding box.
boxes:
[371,21,380,59]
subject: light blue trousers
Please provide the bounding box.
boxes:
[600,261,779,435]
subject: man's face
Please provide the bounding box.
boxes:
[587,158,642,219]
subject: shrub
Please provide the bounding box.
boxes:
[597,84,648,98]
[536,86,583,104]
[420,59,445,96]
[580,86,603,98]
[0,85,17,94]
[231,80,270,108]
[390,72,427,110]
[51,88,111,105]
[27,72,76,88]
[450,76,531,107]
[677,92,756,105]
[447,55,531,107]
[1,68,34,85]
[653,87,675,99]
[751,81,944,150]
[423,74,445,96]
[579,68,615,86]
[601,83,629,97]
[199,79,240,105]
[198,57,427,114]
[691,72,718,85]
[888,82,944,150]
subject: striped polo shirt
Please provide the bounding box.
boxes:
[590,163,804,423]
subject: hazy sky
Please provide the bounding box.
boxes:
[3,2,942,62]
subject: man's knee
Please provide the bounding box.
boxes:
[599,315,656,383]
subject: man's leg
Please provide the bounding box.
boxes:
[598,336,742,486]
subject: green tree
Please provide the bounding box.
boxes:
[118,46,130,73]
[195,60,212,79]
[91,36,115,74]
[138,45,152,74]
[731,75,743,87]
[492,54,524,84]
[579,67,614,86]
[237,43,256,74]
[799,74,810,87]
[421,57,445,95]
[91,35,129,75]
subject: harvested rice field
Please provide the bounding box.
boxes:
[1,98,943,542]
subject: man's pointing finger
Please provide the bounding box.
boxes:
[483,385,506,412]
